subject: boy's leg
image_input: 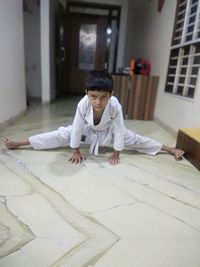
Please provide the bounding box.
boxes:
[124,129,162,155]
[124,129,184,159]
[3,126,72,150]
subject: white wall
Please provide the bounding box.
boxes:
[24,1,41,98]
[0,0,26,124]
[68,0,129,68]
[24,0,55,102]
[124,0,146,65]
[128,0,200,132]
[50,0,56,101]
[41,0,56,103]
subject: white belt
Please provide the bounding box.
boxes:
[89,132,100,155]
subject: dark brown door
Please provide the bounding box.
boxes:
[65,14,109,95]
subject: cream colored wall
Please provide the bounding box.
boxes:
[0,0,26,124]
[128,0,200,132]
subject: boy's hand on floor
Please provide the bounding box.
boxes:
[108,151,120,165]
[69,149,85,164]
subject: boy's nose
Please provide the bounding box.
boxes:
[96,98,101,104]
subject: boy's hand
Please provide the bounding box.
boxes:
[108,150,120,165]
[69,148,85,164]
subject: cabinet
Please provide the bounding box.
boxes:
[176,128,200,171]
[112,74,159,120]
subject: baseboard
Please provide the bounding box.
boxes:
[0,110,26,130]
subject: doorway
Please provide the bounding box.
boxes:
[56,2,121,96]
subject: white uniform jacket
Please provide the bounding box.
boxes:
[70,95,124,155]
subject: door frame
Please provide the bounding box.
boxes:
[55,1,121,96]
[67,1,121,74]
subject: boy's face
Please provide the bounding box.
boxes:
[86,90,112,113]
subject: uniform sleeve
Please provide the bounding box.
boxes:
[70,105,85,149]
[112,104,124,151]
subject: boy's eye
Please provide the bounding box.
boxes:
[89,93,109,100]
[101,95,109,100]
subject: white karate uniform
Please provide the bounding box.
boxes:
[29,95,162,155]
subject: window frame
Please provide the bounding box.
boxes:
[165,0,200,100]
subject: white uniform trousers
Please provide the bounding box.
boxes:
[29,126,162,155]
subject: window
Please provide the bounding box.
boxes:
[165,0,200,99]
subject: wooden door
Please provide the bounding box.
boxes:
[65,14,109,95]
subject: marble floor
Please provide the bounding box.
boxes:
[0,97,200,267]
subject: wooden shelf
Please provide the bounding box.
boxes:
[176,128,200,171]
[112,74,159,120]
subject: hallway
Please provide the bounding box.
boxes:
[0,97,200,267]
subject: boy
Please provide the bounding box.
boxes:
[2,70,184,165]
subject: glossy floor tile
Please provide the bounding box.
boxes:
[0,97,200,267]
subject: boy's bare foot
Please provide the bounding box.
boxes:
[162,145,184,160]
[169,147,184,160]
[2,136,20,149]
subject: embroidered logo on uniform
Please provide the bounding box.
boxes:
[81,135,86,142]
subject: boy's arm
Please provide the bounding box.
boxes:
[112,104,124,151]
[112,105,124,151]
[69,101,86,164]
[70,106,85,149]
[107,103,125,165]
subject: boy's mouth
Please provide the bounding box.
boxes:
[94,106,103,109]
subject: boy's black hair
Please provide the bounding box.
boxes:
[85,70,113,93]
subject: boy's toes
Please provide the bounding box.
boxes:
[175,149,184,160]
[2,136,8,145]
[2,136,14,149]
